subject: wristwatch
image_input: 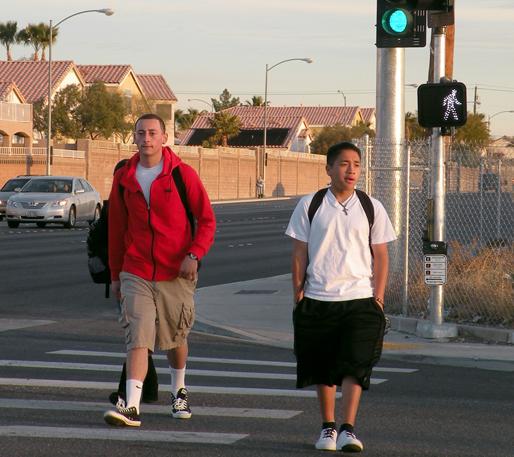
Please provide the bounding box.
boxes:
[187,252,199,261]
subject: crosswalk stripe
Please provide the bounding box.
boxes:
[0,398,301,419]
[0,377,387,396]
[47,350,417,373]
[0,360,297,380]
[0,426,247,444]
[0,319,55,333]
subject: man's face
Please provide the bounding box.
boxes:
[133,119,168,158]
[326,149,361,190]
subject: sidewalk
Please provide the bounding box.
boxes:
[195,274,514,372]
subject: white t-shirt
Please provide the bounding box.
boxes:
[136,160,163,204]
[285,189,397,301]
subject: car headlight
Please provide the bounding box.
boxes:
[7,200,18,208]
[51,200,68,207]
[0,200,4,205]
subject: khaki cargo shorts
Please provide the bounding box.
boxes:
[119,272,196,352]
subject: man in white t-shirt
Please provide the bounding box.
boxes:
[285,141,396,452]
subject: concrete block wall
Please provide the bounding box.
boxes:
[0,141,326,201]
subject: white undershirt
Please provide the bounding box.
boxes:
[285,190,397,301]
[136,160,163,205]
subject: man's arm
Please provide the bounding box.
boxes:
[371,242,389,309]
[108,172,128,291]
[292,239,308,304]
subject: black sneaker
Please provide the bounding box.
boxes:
[171,387,192,419]
[103,405,141,427]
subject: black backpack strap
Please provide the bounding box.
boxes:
[355,189,375,256]
[308,188,328,224]
[172,166,195,238]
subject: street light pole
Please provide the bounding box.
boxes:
[337,90,347,107]
[263,57,312,196]
[488,110,514,131]
[46,8,114,176]
[187,98,214,112]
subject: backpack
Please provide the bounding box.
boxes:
[307,188,375,255]
[87,161,196,298]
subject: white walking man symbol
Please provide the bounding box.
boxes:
[443,89,462,121]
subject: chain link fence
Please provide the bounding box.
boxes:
[355,137,514,329]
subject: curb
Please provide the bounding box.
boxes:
[389,316,513,345]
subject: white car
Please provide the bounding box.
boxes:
[6,176,101,229]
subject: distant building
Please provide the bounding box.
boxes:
[0,80,32,147]
[181,106,364,152]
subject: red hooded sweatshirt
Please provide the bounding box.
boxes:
[108,147,215,282]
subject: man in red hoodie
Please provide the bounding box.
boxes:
[103,113,216,427]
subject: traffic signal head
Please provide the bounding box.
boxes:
[376,1,427,48]
[417,82,467,128]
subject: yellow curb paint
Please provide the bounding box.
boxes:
[383,342,421,350]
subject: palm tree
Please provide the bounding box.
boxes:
[40,24,58,61]
[175,108,201,132]
[245,95,265,106]
[0,21,19,61]
[207,111,241,147]
[17,23,46,61]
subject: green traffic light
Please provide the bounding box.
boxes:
[382,8,412,36]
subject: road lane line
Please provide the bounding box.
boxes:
[0,359,297,380]
[0,426,247,444]
[0,319,55,333]
[0,398,302,419]
[47,350,417,373]
[0,378,386,395]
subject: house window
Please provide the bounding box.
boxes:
[156,104,172,121]
[12,133,26,145]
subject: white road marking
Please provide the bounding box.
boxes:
[0,377,386,395]
[0,360,297,380]
[0,319,55,333]
[0,398,301,419]
[48,350,417,373]
[0,426,247,444]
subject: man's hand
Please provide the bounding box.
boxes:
[294,288,304,305]
[178,256,198,281]
[111,280,121,301]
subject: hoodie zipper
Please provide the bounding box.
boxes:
[147,186,157,281]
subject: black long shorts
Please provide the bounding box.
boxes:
[293,296,385,390]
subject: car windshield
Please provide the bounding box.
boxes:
[21,179,73,193]
[1,179,30,192]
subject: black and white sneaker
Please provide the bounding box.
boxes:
[103,405,141,427]
[171,387,192,419]
[315,427,338,451]
[336,430,363,452]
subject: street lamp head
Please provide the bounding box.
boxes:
[304,58,313,64]
[99,9,115,16]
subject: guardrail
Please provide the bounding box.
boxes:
[0,147,85,159]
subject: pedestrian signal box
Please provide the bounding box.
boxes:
[417,82,467,128]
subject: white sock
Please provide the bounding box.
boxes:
[126,379,143,413]
[170,366,186,396]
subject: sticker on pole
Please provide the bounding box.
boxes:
[424,254,447,285]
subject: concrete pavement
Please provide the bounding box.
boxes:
[195,274,514,372]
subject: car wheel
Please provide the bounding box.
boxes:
[64,206,76,229]
[89,204,101,224]
[36,222,47,228]
[7,221,19,229]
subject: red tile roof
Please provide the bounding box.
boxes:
[137,74,177,102]
[360,107,376,125]
[0,61,80,103]
[77,64,132,84]
[224,105,360,127]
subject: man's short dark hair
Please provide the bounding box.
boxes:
[326,142,361,166]
[135,113,166,133]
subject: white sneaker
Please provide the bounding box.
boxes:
[315,427,338,451]
[336,429,364,452]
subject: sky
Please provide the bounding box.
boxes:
[3,0,514,136]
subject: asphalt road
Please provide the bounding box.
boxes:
[0,199,513,456]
